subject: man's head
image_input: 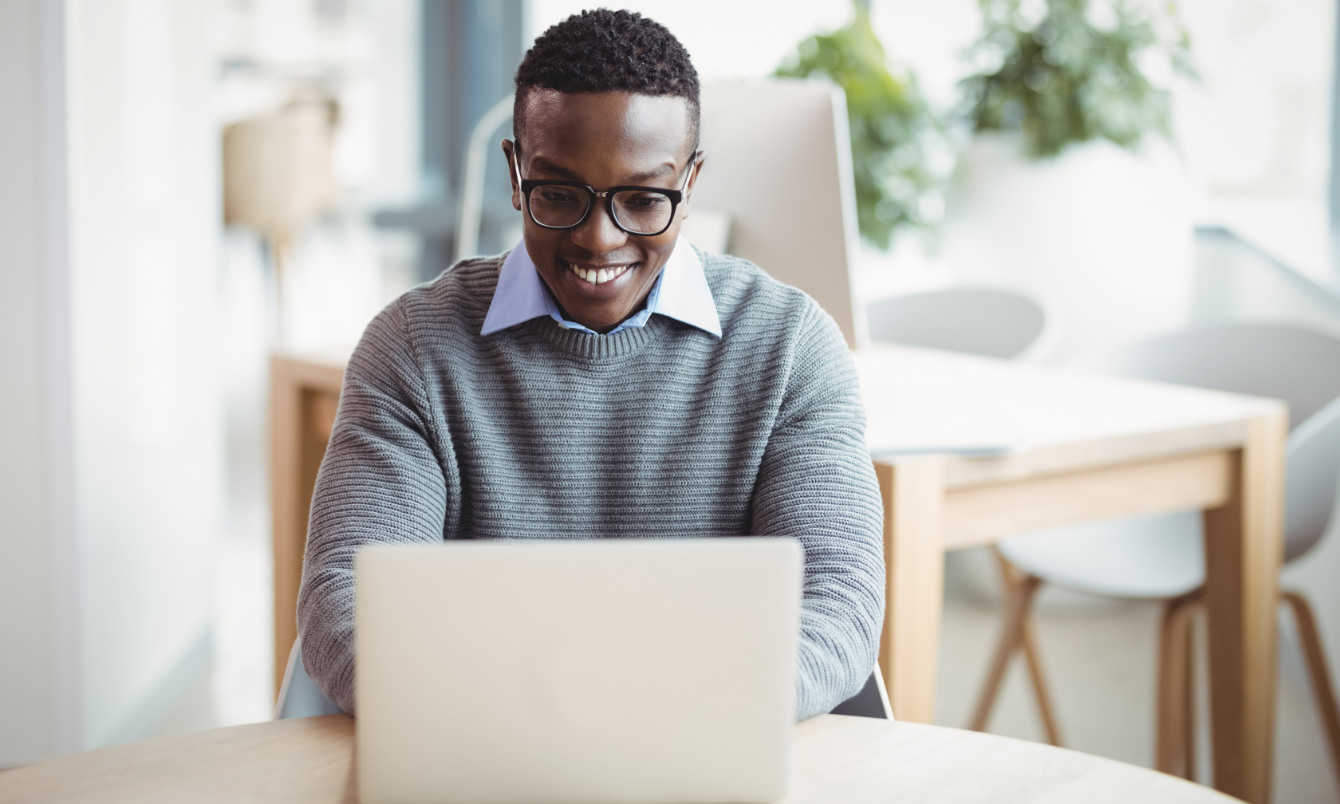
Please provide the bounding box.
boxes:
[502,10,703,334]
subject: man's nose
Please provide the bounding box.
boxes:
[570,197,628,254]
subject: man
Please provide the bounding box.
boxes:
[298,9,884,721]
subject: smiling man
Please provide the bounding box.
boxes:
[297,9,884,721]
[497,90,696,332]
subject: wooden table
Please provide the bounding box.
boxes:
[0,714,1239,803]
[853,345,1286,804]
[269,344,1287,804]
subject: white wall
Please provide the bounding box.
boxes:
[1175,0,1335,199]
[0,0,226,763]
[362,0,422,206]
[526,1,854,81]
[0,0,80,767]
[65,0,226,748]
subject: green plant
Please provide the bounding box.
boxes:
[776,4,949,249]
[962,0,1195,158]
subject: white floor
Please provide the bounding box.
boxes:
[139,228,1340,802]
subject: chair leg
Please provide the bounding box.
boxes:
[1155,598,1184,776]
[1014,581,1063,746]
[1019,619,1063,746]
[1183,606,1197,783]
[1281,590,1340,789]
[1156,591,1202,778]
[969,553,1044,736]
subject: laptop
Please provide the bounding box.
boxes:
[356,538,802,804]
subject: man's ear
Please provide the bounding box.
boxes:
[685,150,705,201]
[501,139,522,211]
[681,150,705,220]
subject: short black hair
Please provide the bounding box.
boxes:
[513,9,700,158]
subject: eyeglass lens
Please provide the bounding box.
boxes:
[529,186,675,234]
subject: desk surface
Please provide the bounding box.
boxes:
[274,343,1285,493]
[854,343,1283,483]
[0,714,1236,804]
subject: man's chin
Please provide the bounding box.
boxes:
[548,266,660,331]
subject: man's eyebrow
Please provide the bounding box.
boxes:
[528,158,677,185]
[528,158,583,181]
[623,164,676,184]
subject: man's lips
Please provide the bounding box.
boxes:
[563,260,635,286]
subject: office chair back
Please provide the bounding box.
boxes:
[830,670,894,719]
[1078,323,1340,430]
[1286,395,1340,561]
[695,79,864,348]
[1078,323,1340,563]
[275,639,344,720]
[866,286,1053,361]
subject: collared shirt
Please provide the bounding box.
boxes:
[480,237,722,338]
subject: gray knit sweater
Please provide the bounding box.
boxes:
[297,248,885,721]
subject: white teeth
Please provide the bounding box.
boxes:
[567,262,630,285]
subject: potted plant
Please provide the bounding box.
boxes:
[945,0,1199,363]
[776,4,951,251]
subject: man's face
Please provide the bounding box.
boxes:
[502,90,701,333]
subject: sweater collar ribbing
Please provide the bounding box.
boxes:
[530,314,672,359]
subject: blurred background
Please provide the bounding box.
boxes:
[4,0,1340,800]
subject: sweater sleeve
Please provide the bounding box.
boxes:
[296,303,451,714]
[751,304,886,721]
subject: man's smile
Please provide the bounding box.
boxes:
[562,259,637,289]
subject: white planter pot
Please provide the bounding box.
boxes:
[938,134,1195,365]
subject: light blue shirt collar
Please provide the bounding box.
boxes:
[480,238,722,338]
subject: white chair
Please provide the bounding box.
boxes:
[971,323,1340,784]
[274,639,344,720]
[865,286,1053,361]
[695,79,864,348]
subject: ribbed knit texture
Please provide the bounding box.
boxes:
[297,248,885,721]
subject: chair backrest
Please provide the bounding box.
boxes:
[1285,395,1340,561]
[865,286,1052,361]
[694,79,864,348]
[1076,323,1340,561]
[455,94,515,264]
[1076,324,1340,429]
[829,669,894,720]
[274,639,344,720]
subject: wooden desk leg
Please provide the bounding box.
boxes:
[874,458,947,724]
[270,358,302,698]
[269,356,345,700]
[1202,412,1287,804]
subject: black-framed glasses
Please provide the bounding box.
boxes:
[511,153,697,237]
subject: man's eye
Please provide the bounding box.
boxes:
[625,194,666,208]
[540,189,580,204]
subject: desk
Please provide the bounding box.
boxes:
[269,345,1286,803]
[0,714,1237,803]
[854,345,1286,804]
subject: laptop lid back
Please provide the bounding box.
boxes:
[356,538,801,804]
